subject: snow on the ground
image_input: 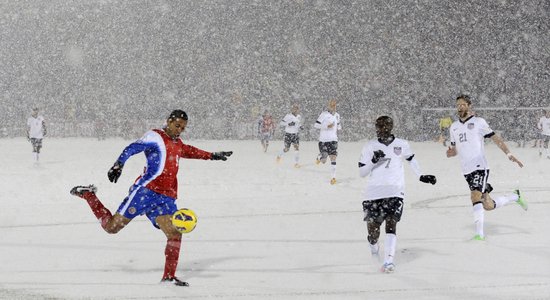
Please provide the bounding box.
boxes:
[0,138,548,300]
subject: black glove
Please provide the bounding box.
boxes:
[371,150,385,164]
[419,175,437,185]
[211,151,233,161]
[107,161,124,183]
[288,122,296,126]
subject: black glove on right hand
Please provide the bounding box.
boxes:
[419,175,437,185]
[371,150,385,164]
[211,151,233,161]
[107,161,124,183]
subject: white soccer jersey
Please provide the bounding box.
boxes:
[280,113,302,134]
[538,116,550,136]
[358,138,416,201]
[449,116,493,175]
[314,111,341,142]
[27,115,45,139]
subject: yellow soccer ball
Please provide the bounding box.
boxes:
[171,208,197,234]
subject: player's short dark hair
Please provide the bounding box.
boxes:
[456,94,472,105]
[168,109,188,121]
[375,115,393,129]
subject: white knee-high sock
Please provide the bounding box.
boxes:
[294,151,300,163]
[330,161,336,178]
[384,233,397,264]
[473,203,484,237]
[493,194,519,208]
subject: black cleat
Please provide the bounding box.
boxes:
[160,277,189,287]
[70,185,97,196]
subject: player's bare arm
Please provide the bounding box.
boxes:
[490,134,524,168]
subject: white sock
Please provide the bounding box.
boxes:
[294,151,300,164]
[493,194,519,208]
[33,152,38,161]
[384,233,397,264]
[369,242,379,255]
[330,162,336,178]
[278,150,285,158]
[473,203,484,237]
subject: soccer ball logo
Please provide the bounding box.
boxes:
[171,208,198,234]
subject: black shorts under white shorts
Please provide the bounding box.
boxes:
[318,141,338,156]
[362,197,404,224]
[284,133,300,149]
[464,169,490,193]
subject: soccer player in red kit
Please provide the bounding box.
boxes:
[70,110,232,286]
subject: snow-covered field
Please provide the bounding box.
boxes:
[0,137,548,299]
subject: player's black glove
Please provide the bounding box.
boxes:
[419,175,437,185]
[211,151,233,161]
[371,150,385,164]
[288,121,295,126]
[107,161,124,183]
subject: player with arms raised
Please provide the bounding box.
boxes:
[359,116,436,273]
[70,110,233,286]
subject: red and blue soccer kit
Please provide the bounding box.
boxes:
[115,129,212,227]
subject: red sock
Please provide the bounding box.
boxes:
[163,237,182,279]
[81,192,112,229]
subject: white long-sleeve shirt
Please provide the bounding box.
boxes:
[358,137,422,201]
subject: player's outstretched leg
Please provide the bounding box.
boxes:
[70,185,113,229]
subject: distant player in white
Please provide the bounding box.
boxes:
[359,116,436,273]
[446,95,527,241]
[537,110,550,158]
[314,99,341,184]
[276,104,303,168]
[26,107,47,163]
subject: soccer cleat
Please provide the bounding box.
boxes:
[514,189,528,211]
[315,158,321,165]
[330,178,337,185]
[276,156,281,163]
[70,185,97,196]
[381,262,395,273]
[160,277,189,287]
[472,234,485,241]
[294,163,301,168]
